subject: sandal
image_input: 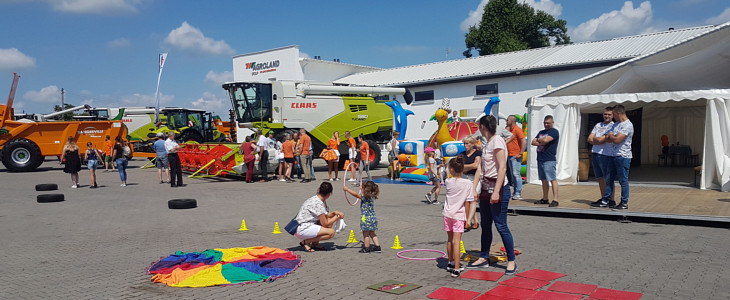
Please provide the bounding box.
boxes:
[472,222,479,230]
[534,199,549,204]
[300,241,314,252]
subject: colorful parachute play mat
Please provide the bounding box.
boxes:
[147,246,302,287]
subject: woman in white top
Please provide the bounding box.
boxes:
[294,182,345,252]
[466,115,517,275]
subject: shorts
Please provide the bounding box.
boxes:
[156,156,169,169]
[278,158,285,163]
[294,224,322,240]
[285,157,294,164]
[443,217,465,233]
[591,153,609,179]
[537,160,557,181]
[104,155,113,163]
[348,148,356,160]
[429,175,439,185]
[87,160,98,170]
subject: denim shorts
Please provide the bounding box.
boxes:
[591,154,610,179]
[537,160,557,181]
[87,160,98,170]
[156,156,169,169]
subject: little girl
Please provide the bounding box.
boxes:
[344,181,381,253]
[425,148,441,204]
[442,156,474,278]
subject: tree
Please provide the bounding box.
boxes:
[53,103,76,121]
[463,0,570,57]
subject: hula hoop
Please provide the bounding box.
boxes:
[343,162,362,206]
[396,249,447,261]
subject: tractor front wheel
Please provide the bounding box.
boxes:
[1,139,44,172]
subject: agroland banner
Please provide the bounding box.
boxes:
[233,45,304,83]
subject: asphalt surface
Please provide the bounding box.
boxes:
[1,159,728,299]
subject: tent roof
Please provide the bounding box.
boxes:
[531,22,730,107]
[333,26,715,87]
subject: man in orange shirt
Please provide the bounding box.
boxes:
[281,133,295,182]
[299,128,312,183]
[104,135,115,172]
[506,115,526,200]
[357,134,372,184]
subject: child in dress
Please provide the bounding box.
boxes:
[425,148,441,204]
[442,156,475,278]
[344,181,381,253]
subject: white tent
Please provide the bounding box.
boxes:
[526,22,730,192]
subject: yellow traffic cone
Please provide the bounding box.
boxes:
[346,230,358,243]
[460,240,466,254]
[238,219,248,231]
[391,235,403,250]
[272,222,282,234]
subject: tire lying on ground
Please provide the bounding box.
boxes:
[37,194,65,203]
[168,199,197,209]
[35,183,59,191]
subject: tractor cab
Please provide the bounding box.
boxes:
[222,82,273,127]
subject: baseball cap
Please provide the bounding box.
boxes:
[156,132,164,138]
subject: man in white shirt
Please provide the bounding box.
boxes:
[603,105,634,210]
[589,107,616,208]
[165,131,183,187]
[256,130,271,182]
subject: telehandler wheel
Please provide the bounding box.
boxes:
[35,184,58,191]
[37,194,65,203]
[168,199,197,209]
[2,139,44,172]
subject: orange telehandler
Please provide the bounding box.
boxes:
[0,73,127,172]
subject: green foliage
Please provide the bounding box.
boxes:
[464,0,571,57]
[53,103,76,121]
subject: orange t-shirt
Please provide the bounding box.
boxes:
[507,125,526,157]
[327,138,339,150]
[360,141,370,161]
[347,137,356,148]
[300,134,311,156]
[106,140,114,155]
[282,140,294,158]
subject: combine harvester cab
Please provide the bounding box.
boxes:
[0,73,127,172]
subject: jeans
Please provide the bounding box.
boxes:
[115,158,128,182]
[507,156,523,196]
[308,154,316,179]
[479,187,516,261]
[603,156,631,204]
[359,160,372,181]
[293,156,303,178]
[259,150,269,180]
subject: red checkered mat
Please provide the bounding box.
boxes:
[427,287,482,300]
[499,276,551,290]
[589,288,643,300]
[478,285,539,299]
[515,269,567,281]
[460,270,504,281]
[529,290,584,300]
[548,281,598,295]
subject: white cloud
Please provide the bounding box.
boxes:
[23,85,61,103]
[119,92,174,107]
[191,92,227,114]
[107,37,130,48]
[0,48,36,69]
[47,0,140,15]
[706,7,730,25]
[570,1,653,42]
[460,0,562,31]
[204,70,233,85]
[299,51,311,59]
[164,22,235,56]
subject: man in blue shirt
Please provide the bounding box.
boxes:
[153,132,170,184]
[531,115,560,207]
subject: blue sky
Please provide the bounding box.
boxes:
[1,0,729,116]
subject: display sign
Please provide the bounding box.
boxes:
[232,45,304,83]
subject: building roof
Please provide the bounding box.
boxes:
[334,25,717,87]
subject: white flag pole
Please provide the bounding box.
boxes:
[154,53,168,125]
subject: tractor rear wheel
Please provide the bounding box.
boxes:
[365,139,381,170]
[179,130,204,144]
[1,139,44,172]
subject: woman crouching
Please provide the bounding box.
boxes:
[294,182,345,252]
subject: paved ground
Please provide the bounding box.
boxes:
[1,159,728,299]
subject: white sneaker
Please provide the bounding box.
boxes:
[512,194,522,200]
[71,184,78,189]
[279,179,286,182]
[348,178,356,182]
[120,183,126,187]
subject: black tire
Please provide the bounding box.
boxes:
[37,194,64,203]
[35,183,58,191]
[1,139,44,172]
[168,199,197,209]
[179,130,204,144]
[365,139,381,170]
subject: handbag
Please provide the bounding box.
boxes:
[284,218,299,235]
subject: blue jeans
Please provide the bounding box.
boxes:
[293,156,303,178]
[115,158,128,182]
[479,187,516,261]
[506,156,523,196]
[603,156,631,204]
[308,154,316,179]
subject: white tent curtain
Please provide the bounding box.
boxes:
[526,103,580,184]
[702,98,730,191]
